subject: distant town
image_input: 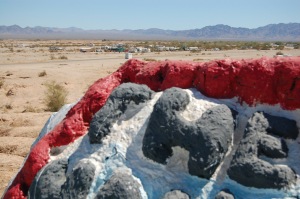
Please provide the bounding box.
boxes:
[43,40,300,54]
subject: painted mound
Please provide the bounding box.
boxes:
[3,57,300,199]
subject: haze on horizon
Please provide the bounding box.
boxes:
[0,0,300,30]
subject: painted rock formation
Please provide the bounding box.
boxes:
[2,57,300,199]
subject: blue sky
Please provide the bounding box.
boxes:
[0,0,300,30]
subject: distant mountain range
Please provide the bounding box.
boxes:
[0,23,300,41]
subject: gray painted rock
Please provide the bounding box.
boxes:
[61,161,95,199]
[28,159,68,199]
[142,87,235,179]
[163,190,190,199]
[263,112,299,139]
[229,108,238,129]
[96,172,143,199]
[215,190,235,199]
[228,112,297,189]
[89,83,154,144]
[25,84,300,199]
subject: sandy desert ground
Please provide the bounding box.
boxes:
[0,40,300,196]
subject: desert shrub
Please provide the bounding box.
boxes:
[44,81,68,112]
[58,55,68,60]
[0,145,17,154]
[275,45,285,50]
[0,79,4,88]
[276,51,284,55]
[261,45,271,50]
[23,105,39,113]
[6,89,14,96]
[0,127,11,136]
[50,54,56,60]
[5,72,13,76]
[143,58,157,62]
[50,54,68,60]
[190,49,201,53]
[5,104,12,110]
[38,70,47,77]
[193,58,204,62]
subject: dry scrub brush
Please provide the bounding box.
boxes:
[143,58,157,62]
[50,54,56,60]
[50,54,68,60]
[58,55,68,60]
[38,70,47,77]
[44,81,68,112]
[0,79,4,88]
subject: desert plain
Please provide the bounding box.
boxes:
[0,39,300,196]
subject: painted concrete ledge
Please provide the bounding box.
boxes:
[3,57,300,198]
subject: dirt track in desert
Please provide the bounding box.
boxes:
[1,40,300,196]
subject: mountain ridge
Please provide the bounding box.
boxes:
[0,23,299,41]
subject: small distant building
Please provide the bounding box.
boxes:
[111,46,125,52]
[129,48,138,53]
[102,45,112,50]
[144,48,151,53]
[188,47,199,51]
[87,43,95,47]
[80,47,93,52]
[285,44,295,49]
[168,47,179,51]
[15,43,27,48]
[128,47,150,53]
[136,47,151,53]
[156,46,166,51]
[49,46,64,51]
[95,48,102,52]
[270,43,280,48]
